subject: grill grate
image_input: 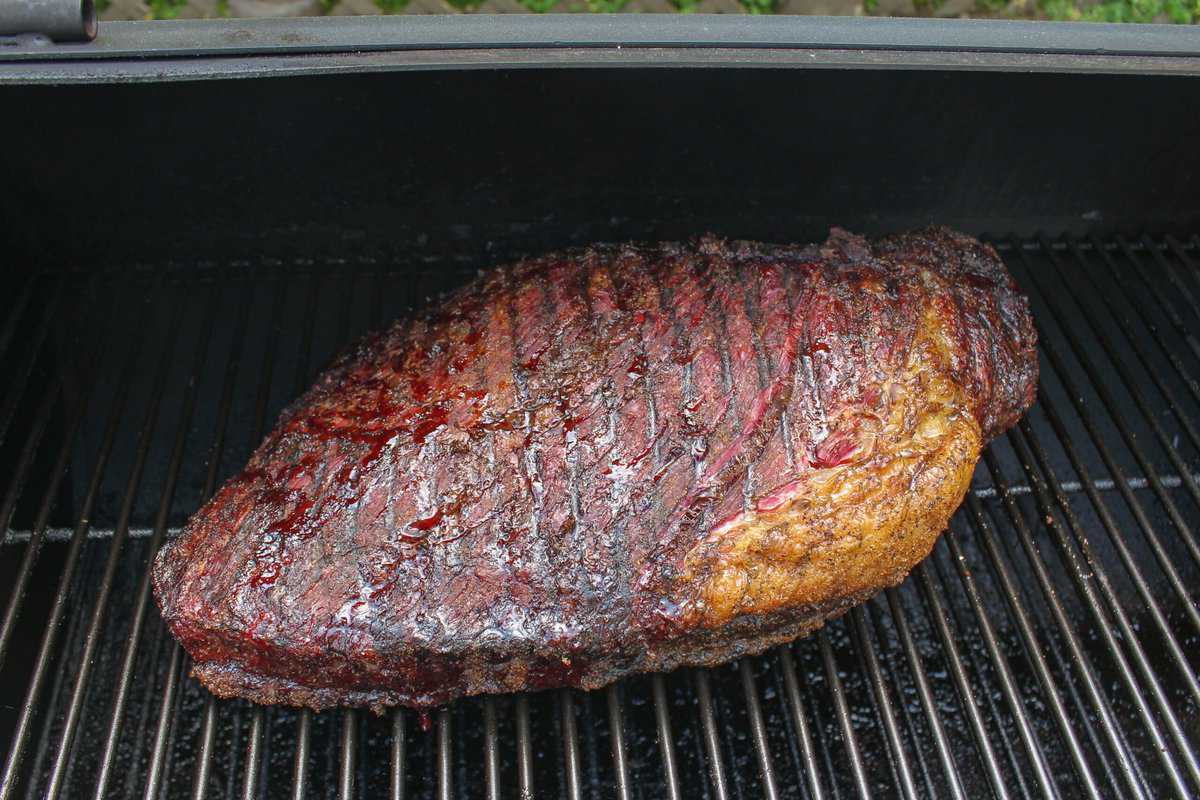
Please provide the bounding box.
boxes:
[1,236,1198,800]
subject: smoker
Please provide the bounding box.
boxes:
[0,14,1198,800]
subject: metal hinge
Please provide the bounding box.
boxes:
[0,0,97,43]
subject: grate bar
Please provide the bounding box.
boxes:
[1111,238,1200,364]
[1009,422,1200,796]
[292,710,312,800]
[339,710,358,800]
[0,280,119,666]
[391,710,406,800]
[803,650,845,800]
[939,529,1063,800]
[1017,247,1200,572]
[144,645,184,800]
[967,491,1125,799]
[559,690,583,800]
[883,589,972,800]
[42,283,194,800]
[973,520,1130,800]
[605,685,631,800]
[160,645,191,800]
[191,700,219,800]
[1036,386,1200,666]
[89,278,232,800]
[867,607,937,800]
[1035,385,1200,722]
[0,277,63,451]
[847,608,918,800]
[0,394,58,549]
[692,669,729,800]
[738,660,780,800]
[557,690,583,800]
[777,649,825,800]
[437,708,453,800]
[516,694,534,799]
[1038,240,1200,515]
[650,675,682,800]
[483,698,501,800]
[120,621,168,800]
[1064,242,1200,453]
[817,630,869,800]
[221,701,245,800]
[1140,236,1200,351]
[925,562,1031,800]
[1133,234,1200,321]
[1016,251,1200,638]
[156,623,190,800]
[979,456,1150,799]
[19,545,92,800]
[1080,240,1200,409]
[0,288,153,800]
[241,708,266,800]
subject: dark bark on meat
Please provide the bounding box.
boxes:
[152,227,1037,710]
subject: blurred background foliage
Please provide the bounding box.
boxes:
[102,0,1200,24]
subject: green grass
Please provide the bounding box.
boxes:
[87,0,1200,21]
[739,0,777,13]
[1042,0,1199,20]
[147,0,188,18]
[586,0,630,10]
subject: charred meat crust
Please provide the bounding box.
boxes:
[152,227,1037,711]
[191,588,882,713]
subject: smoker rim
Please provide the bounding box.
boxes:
[2,16,1200,82]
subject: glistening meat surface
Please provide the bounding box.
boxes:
[152,227,1037,710]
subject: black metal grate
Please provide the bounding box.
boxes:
[1,236,1198,800]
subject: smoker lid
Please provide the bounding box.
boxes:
[2,16,1200,83]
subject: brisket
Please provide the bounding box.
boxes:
[152,227,1038,710]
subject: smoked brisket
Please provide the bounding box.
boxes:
[152,227,1037,710]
